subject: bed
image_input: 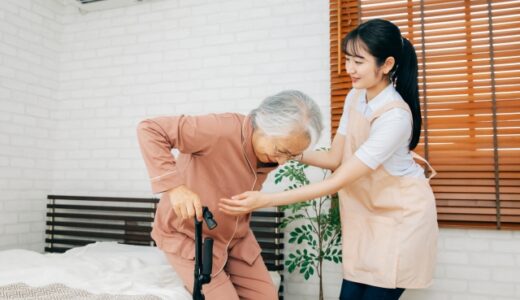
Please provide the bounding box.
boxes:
[0,195,284,299]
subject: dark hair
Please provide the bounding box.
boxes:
[341,19,421,150]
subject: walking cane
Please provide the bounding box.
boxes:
[193,206,217,300]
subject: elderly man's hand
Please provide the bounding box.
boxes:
[166,185,203,221]
[219,191,270,216]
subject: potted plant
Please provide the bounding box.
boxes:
[274,157,342,300]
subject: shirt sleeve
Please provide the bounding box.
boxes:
[136,114,219,193]
[354,108,412,170]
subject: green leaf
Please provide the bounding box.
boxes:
[288,263,296,273]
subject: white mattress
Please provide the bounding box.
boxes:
[0,242,281,299]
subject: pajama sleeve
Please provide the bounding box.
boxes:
[136,114,219,193]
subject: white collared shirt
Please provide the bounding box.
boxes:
[337,85,425,178]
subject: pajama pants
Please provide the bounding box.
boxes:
[165,251,278,300]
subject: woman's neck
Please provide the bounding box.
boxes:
[366,79,391,102]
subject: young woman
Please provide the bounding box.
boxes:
[219,19,438,300]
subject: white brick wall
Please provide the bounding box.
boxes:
[0,0,63,252]
[399,229,520,300]
[54,0,330,198]
[1,1,519,299]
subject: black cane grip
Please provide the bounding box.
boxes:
[202,238,213,276]
[202,207,217,230]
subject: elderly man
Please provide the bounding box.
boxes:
[136,90,323,300]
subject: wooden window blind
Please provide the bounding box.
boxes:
[330,0,520,229]
[330,0,360,136]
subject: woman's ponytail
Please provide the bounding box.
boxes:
[393,37,421,150]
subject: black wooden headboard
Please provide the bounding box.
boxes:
[45,195,284,299]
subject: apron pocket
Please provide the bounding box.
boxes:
[343,214,398,288]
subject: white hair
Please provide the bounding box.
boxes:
[250,90,323,146]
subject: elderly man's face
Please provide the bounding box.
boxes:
[252,129,310,165]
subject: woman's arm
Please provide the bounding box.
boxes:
[219,155,372,215]
[297,133,345,171]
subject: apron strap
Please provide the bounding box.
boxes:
[411,151,437,180]
[368,100,411,124]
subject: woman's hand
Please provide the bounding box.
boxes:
[219,191,271,216]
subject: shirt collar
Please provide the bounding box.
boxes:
[241,115,257,170]
[242,115,278,174]
[364,84,394,111]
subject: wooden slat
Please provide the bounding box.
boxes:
[44,247,70,253]
[258,241,285,250]
[265,264,284,272]
[46,221,152,232]
[46,230,152,241]
[260,252,285,261]
[45,238,95,246]
[48,195,158,203]
[252,211,284,218]
[250,221,282,228]
[47,212,154,222]
[253,231,284,239]
[47,204,155,213]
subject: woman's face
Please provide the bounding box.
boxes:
[344,40,389,90]
[252,129,310,165]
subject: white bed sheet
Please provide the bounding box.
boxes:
[0,242,281,299]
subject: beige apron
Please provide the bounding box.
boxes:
[339,91,439,289]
